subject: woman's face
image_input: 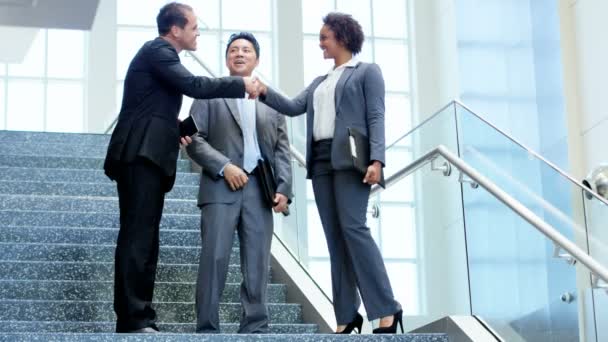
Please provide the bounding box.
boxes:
[319,25,345,59]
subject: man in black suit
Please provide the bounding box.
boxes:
[103,2,260,333]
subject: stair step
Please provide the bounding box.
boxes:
[0,321,319,334]
[0,280,285,303]
[0,243,240,265]
[0,155,191,172]
[0,332,447,341]
[0,131,110,145]
[0,226,214,247]
[0,210,199,230]
[0,261,255,283]
[0,195,200,215]
[0,181,197,200]
[0,300,302,324]
[0,167,199,185]
[0,143,110,158]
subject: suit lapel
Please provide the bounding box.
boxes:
[224,98,242,128]
[334,63,358,110]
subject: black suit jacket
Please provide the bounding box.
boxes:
[104,37,245,191]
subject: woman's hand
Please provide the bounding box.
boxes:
[363,160,382,185]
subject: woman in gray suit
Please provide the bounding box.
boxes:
[259,12,402,334]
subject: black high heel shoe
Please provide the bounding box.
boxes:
[372,309,403,334]
[335,312,363,334]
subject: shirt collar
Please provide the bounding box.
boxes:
[328,58,359,74]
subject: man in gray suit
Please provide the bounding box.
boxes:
[186,32,292,334]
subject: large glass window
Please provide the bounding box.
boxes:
[0,29,87,133]
[115,0,276,120]
[301,0,417,315]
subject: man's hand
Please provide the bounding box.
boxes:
[243,76,259,99]
[224,163,248,191]
[180,135,192,147]
[273,193,289,213]
[363,160,382,185]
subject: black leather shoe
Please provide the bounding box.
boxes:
[335,312,363,334]
[128,327,159,333]
[373,310,403,334]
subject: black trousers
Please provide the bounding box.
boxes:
[114,158,169,332]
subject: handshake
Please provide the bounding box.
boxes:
[242,76,268,99]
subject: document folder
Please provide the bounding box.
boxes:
[347,127,385,188]
[179,116,198,138]
[256,159,290,216]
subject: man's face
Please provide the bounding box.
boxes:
[226,38,259,77]
[174,10,199,51]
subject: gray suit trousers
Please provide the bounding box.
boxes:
[310,141,401,324]
[195,174,273,333]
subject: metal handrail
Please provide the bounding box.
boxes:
[370,144,608,285]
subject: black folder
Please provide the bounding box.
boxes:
[255,159,290,216]
[347,127,385,188]
[179,116,198,138]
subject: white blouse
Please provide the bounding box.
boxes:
[312,58,359,141]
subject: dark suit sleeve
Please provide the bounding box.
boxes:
[364,63,386,166]
[186,100,231,179]
[147,44,245,100]
[273,112,293,200]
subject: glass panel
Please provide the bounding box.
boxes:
[302,0,335,34]
[372,0,408,38]
[117,0,166,26]
[386,262,419,315]
[336,0,372,35]
[456,103,582,341]
[46,82,84,133]
[116,28,157,79]
[47,29,85,79]
[0,64,5,76]
[6,80,44,131]
[374,39,409,92]
[221,0,271,31]
[385,93,411,146]
[583,191,608,342]
[8,30,45,77]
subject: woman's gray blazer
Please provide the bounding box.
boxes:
[261,62,386,178]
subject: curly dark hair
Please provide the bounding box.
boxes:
[322,12,364,54]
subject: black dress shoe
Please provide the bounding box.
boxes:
[128,327,159,333]
[373,310,403,334]
[335,312,363,334]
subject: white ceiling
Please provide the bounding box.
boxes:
[0,0,99,30]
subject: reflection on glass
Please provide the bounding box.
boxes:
[374,39,409,92]
[372,0,408,38]
[221,0,271,31]
[386,262,418,314]
[0,64,5,76]
[7,80,44,131]
[380,205,416,258]
[8,31,45,77]
[47,29,85,79]
[46,82,84,133]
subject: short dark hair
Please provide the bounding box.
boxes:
[225,32,260,59]
[322,12,364,55]
[156,2,193,36]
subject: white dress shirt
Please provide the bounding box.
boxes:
[312,58,359,141]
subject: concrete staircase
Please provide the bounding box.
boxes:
[0,130,448,342]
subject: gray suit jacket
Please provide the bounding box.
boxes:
[186,98,293,206]
[261,62,385,178]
